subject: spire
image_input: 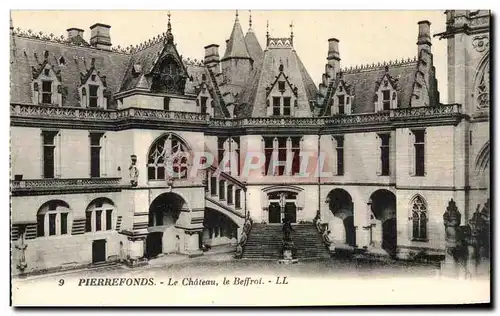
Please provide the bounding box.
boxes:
[166,10,174,44]
[244,10,263,61]
[222,10,251,60]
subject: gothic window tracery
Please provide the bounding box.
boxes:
[151,56,187,95]
[147,133,190,181]
[475,57,490,110]
[411,195,428,241]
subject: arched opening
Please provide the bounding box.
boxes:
[202,208,238,250]
[37,200,71,237]
[146,192,187,258]
[475,141,490,197]
[410,195,428,242]
[369,189,397,255]
[85,198,115,233]
[267,191,298,224]
[147,133,190,182]
[327,189,355,247]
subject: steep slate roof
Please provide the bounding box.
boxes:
[222,16,251,61]
[319,59,421,116]
[237,39,318,118]
[244,29,263,62]
[10,34,130,109]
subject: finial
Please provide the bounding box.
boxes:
[290,21,294,37]
[167,11,171,31]
[249,10,252,29]
[166,11,174,43]
[235,10,239,22]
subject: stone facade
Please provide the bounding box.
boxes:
[10,11,490,275]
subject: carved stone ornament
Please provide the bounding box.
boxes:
[472,35,489,53]
[443,198,461,227]
[129,154,139,187]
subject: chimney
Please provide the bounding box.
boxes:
[204,44,220,67]
[90,23,112,51]
[417,20,432,53]
[327,38,340,80]
[67,28,84,40]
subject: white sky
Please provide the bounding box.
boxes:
[11,10,449,102]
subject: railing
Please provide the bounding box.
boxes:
[11,177,122,191]
[205,165,246,218]
[10,103,210,124]
[11,103,462,128]
[235,215,253,259]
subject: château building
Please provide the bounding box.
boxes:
[10,10,490,275]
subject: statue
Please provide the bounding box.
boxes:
[282,217,294,242]
[15,225,28,273]
[128,155,139,187]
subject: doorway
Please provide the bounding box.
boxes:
[92,239,106,263]
[268,202,281,224]
[284,202,297,223]
[146,232,163,258]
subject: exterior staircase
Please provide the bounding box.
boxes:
[242,223,331,260]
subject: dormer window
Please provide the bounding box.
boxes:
[44,69,50,76]
[375,73,398,112]
[382,90,391,110]
[200,97,208,114]
[79,69,107,109]
[273,97,281,116]
[338,95,345,114]
[89,85,99,108]
[41,81,52,105]
[283,97,291,116]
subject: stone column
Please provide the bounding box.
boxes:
[442,199,461,277]
[359,200,372,249]
[184,230,203,258]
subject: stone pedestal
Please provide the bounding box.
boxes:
[185,230,203,258]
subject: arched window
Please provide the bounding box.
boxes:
[475,56,490,110]
[85,198,115,232]
[37,200,71,237]
[411,195,428,241]
[147,133,189,181]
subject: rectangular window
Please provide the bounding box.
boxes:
[90,133,102,178]
[277,138,287,176]
[89,85,99,108]
[85,212,92,232]
[37,214,45,237]
[200,97,208,114]
[272,97,281,116]
[283,97,291,116]
[380,134,390,176]
[163,97,170,110]
[335,136,344,176]
[210,177,217,195]
[106,209,112,231]
[227,184,233,204]
[414,130,425,176]
[235,189,241,209]
[291,137,301,175]
[60,213,68,235]
[95,210,102,231]
[264,137,273,175]
[338,95,345,114]
[382,90,391,111]
[49,213,56,236]
[42,81,52,104]
[42,131,57,179]
[278,81,286,92]
[219,180,225,200]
